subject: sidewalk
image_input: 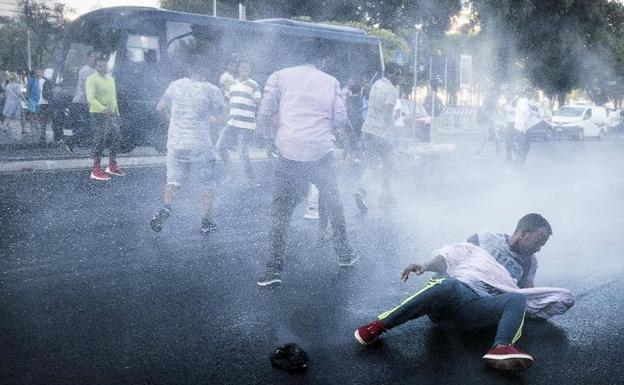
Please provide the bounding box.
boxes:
[0,142,458,174]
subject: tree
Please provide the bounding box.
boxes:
[0,19,28,70]
[160,0,462,36]
[471,0,624,104]
[19,0,69,69]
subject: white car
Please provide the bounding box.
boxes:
[551,105,608,140]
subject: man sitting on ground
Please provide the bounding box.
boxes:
[354,213,574,372]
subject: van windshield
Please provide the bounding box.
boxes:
[555,107,585,117]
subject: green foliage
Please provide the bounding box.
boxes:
[472,0,624,102]
[325,20,410,65]
[160,0,461,36]
[0,19,28,70]
[0,1,69,70]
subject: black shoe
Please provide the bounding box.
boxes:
[339,253,359,267]
[150,208,171,232]
[257,270,282,287]
[354,189,368,213]
[200,217,217,234]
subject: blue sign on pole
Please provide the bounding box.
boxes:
[395,49,405,65]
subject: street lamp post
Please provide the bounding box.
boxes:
[412,23,422,139]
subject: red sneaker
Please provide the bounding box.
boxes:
[354,320,386,345]
[105,164,126,176]
[483,344,533,371]
[90,166,111,181]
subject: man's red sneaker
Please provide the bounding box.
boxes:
[90,166,111,181]
[354,320,386,345]
[106,164,126,176]
[483,344,534,371]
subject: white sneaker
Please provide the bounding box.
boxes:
[304,207,319,220]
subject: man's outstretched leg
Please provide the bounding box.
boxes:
[456,292,532,371]
[354,278,462,344]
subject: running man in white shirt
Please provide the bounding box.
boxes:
[150,61,227,234]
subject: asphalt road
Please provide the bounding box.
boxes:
[1,138,623,385]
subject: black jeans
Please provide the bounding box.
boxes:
[504,125,530,163]
[267,153,352,272]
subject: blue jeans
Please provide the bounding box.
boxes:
[378,278,527,346]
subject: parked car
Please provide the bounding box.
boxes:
[551,105,608,140]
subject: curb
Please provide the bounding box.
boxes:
[0,143,457,174]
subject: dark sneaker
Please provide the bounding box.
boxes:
[482,344,533,371]
[354,320,386,345]
[353,190,368,213]
[257,270,282,287]
[150,208,171,232]
[339,253,359,267]
[90,166,111,181]
[200,217,217,234]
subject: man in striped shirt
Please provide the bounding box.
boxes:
[216,61,261,186]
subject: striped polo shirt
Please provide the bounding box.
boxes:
[226,78,261,130]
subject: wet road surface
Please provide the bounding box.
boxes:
[1,138,623,384]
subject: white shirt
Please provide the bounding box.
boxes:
[38,78,47,105]
[433,243,575,319]
[514,97,531,132]
[258,64,347,162]
[161,78,226,151]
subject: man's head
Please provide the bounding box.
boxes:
[238,61,251,80]
[87,50,99,68]
[226,59,238,74]
[182,55,206,81]
[95,56,109,75]
[384,63,402,86]
[509,213,552,256]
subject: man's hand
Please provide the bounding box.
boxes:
[103,107,114,116]
[401,264,425,282]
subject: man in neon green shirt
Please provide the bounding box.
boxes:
[85,56,125,180]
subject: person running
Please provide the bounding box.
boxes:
[216,61,261,187]
[475,93,502,159]
[86,55,125,181]
[68,50,98,153]
[150,60,226,234]
[354,214,557,371]
[255,43,357,287]
[353,64,402,213]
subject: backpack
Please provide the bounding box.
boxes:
[42,79,54,102]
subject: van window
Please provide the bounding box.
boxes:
[583,109,592,120]
[127,34,160,63]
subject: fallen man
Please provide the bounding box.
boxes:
[354,214,574,371]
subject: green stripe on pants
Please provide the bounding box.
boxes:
[512,312,526,344]
[378,278,446,320]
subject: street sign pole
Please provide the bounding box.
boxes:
[412,29,419,138]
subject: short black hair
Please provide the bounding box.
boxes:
[515,213,552,236]
[384,63,402,78]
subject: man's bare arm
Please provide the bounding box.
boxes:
[401,255,447,282]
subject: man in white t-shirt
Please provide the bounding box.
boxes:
[505,89,533,164]
[150,61,227,234]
